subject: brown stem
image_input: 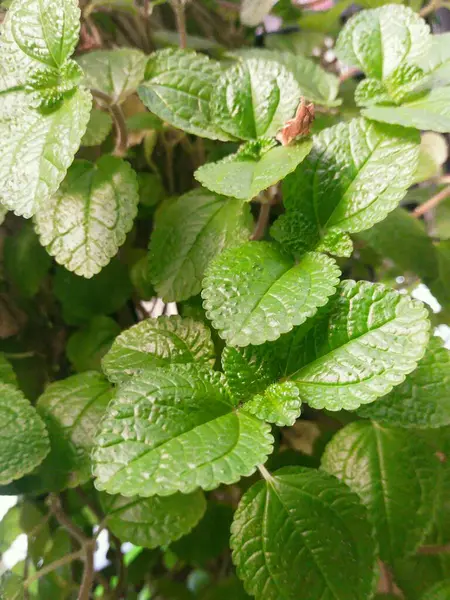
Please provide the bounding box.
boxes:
[90,89,128,156]
[78,540,95,600]
[418,543,450,555]
[23,550,84,588]
[48,494,89,547]
[420,0,440,17]
[171,0,188,49]
[251,202,271,241]
[377,560,394,594]
[413,185,450,218]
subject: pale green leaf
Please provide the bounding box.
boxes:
[78,49,146,104]
[421,580,450,600]
[322,421,441,561]
[0,88,92,218]
[81,108,113,146]
[102,315,215,383]
[336,5,430,80]
[299,0,353,35]
[285,280,430,411]
[0,354,17,387]
[67,316,121,372]
[0,383,49,485]
[240,0,277,26]
[35,156,139,278]
[417,32,450,88]
[0,506,22,553]
[93,365,273,496]
[272,118,420,257]
[149,189,252,301]
[244,381,301,426]
[36,371,113,489]
[231,466,376,600]
[138,48,231,140]
[414,132,448,184]
[357,337,450,428]
[363,87,450,133]
[202,243,340,347]
[210,58,301,141]
[0,572,24,600]
[195,141,312,202]
[102,490,206,548]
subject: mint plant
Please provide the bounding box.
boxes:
[1,0,450,598]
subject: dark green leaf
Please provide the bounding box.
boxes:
[67,316,121,372]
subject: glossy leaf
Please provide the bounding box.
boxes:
[78,48,146,104]
[93,365,273,496]
[102,490,206,548]
[210,58,301,141]
[285,280,430,411]
[102,316,215,383]
[36,372,113,489]
[35,156,139,278]
[138,48,231,140]
[322,421,441,561]
[336,5,430,81]
[231,467,376,600]
[0,383,49,485]
[149,190,252,301]
[244,381,302,426]
[67,316,121,372]
[195,141,312,202]
[202,243,340,347]
[271,118,420,257]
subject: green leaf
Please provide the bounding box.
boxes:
[102,315,215,383]
[0,572,24,600]
[149,190,252,301]
[0,88,92,218]
[240,0,276,26]
[101,490,206,548]
[54,259,132,325]
[4,223,51,298]
[322,421,441,562]
[362,87,450,133]
[0,354,17,387]
[77,49,147,104]
[138,48,231,141]
[36,371,113,489]
[298,0,353,35]
[284,280,430,411]
[358,207,439,282]
[0,505,22,553]
[171,501,234,566]
[335,5,430,81]
[202,243,340,347]
[93,365,273,496]
[35,156,138,278]
[357,337,450,428]
[0,383,50,485]
[67,316,121,372]
[244,381,301,426]
[233,49,340,107]
[422,581,450,600]
[414,133,448,184]
[272,118,420,257]
[200,576,251,600]
[81,108,113,146]
[417,32,450,88]
[210,57,300,141]
[195,141,312,202]
[231,466,376,600]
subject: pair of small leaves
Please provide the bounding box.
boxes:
[337,5,450,132]
[222,280,430,411]
[34,155,139,278]
[0,0,92,218]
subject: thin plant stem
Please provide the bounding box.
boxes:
[171,0,188,48]
[48,494,89,547]
[251,202,271,241]
[377,560,394,594]
[90,89,128,156]
[418,543,450,554]
[78,540,95,600]
[413,185,450,218]
[420,0,441,17]
[23,550,84,588]
[258,464,273,481]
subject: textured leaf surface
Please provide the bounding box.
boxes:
[202,243,340,347]
[357,337,450,428]
[0,383,49,485]
[78,49,146,104]
[336,5,430,80]
[93,365,273,496]
[210,58,300,140]
[35,156,138,277]
[0,88,91,218]
[285,280,429,411]
[102,316,215,383]
[271,118,420,256]
[36,372,113,489]
[67,316,121,372]
[244,381,302,427]
[149,190,251,301]
[138,49,230,140]
[322,421,441,562]
[81,109,113,146]
[231,467,375,600]
[418,33,450,88]
[363,87,450,133]
[195,142,312,201]
[102,489,206,548]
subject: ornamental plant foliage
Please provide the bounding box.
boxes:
[2,0,450,598]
